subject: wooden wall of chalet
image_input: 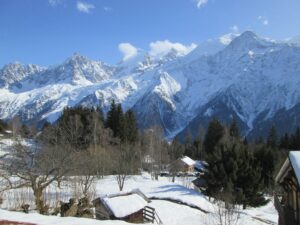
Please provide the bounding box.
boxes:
[93,199,111,220]
[280,169,300,225]
[123,209,144,223]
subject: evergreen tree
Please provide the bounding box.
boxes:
[123,109,138,143]
[229,119,240,138]
[243,137,248,146]
[115,104,125,139]
[193,135,203,159]
[279,133,289,149]
[267,125,278,148]
[184,131,196,158]
[203,118,225,154]
[106,100,117,134]
[204,123,269,208]
[290,127,300,149]
[105,100,125,139]
[254,146,275,189]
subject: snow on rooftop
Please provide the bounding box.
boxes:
[289,151,300,184]
[103,193,148,218]
[181,156,195,166]
[195,160,207,171]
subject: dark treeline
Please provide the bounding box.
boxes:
[0,102,297,212]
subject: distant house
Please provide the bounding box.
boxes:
[181,156,196,172]
[169,156,207,176]
[275,151,300,225]
[93,189,150,223]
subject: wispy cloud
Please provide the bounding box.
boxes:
[48,0,62,7]
[230,25,239,33]
[195,0,208,8]
[77,1,95,13]
[258,16,269,26]
[103,6,112,12]
[149,40,197,58]
[118,43,138,61]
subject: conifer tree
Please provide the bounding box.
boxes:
[115,104,125,139]
[279,133,289,149]
[106,100,117,134]
[229,119,240,138]
[123,109,138,143]
[267,125,278,148]
[204,120,268,208]
[254,146,275,189]
[203,118,225,153]
[290,127,300,149]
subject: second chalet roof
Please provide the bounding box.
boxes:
[289,151,300,185]
[102,189,149,218]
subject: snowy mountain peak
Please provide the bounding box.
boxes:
[1,31,300,139]
[64,52,91,65]
[31,54,116,86]
[229,31,274,51]
[0,62,45,88]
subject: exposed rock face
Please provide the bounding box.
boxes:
[2,31,300,139]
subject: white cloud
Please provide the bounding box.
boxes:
[149,40,197,58]
[77,1,95,13]
[230,25,239,33]
[49,0,62,7]
[219,33,239,45]
[258,16,269,26]
[195,0,208,8]
[118,43,138,61]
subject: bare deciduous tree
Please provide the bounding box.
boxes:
[0,127,74,214]
[113,143,138,191]
[208,192,241,225]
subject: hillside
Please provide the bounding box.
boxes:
[1,31,300,139]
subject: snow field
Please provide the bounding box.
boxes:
[0,174,278,225]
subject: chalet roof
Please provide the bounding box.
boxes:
[101,189,149,218]
[181,156,196,166]
[275,151,300,185]
[289,151,300,185]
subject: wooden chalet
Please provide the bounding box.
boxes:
[170,156,196,173]
[275,151,300,225]
[93,189,163,224]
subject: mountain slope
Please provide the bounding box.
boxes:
[1,31,300,139]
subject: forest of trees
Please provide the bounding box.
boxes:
[0,101,298,213]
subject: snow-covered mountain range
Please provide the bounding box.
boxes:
[1,31,300,139]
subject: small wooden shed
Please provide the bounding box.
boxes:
[93,189,150,223]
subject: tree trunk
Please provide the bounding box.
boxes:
[172,174,175,183]
[243,203,246,210]
[33,187,44,214]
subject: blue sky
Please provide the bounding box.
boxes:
[0,0,300,67]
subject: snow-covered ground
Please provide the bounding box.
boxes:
[0,173,278,225]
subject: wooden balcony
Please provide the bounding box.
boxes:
[274,193,298,225]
